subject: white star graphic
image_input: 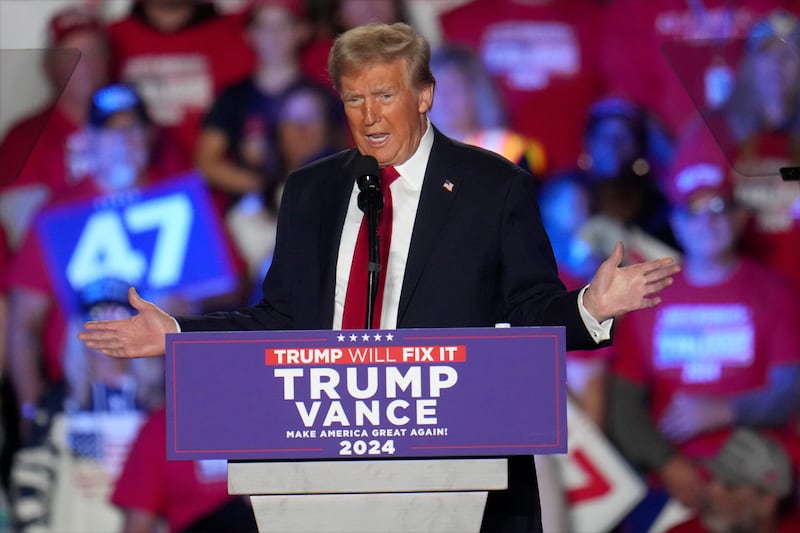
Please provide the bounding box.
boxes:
[337,334,345,342]
[374,333,382,341]
[349,334,358,342]
[362,333,370,342]
[385,333,394,341]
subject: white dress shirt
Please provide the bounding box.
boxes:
[333,121,434,329]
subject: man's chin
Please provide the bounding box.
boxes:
[702,511,755,533]
[701,514,730,533]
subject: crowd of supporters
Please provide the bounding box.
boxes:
[1,1,799,532]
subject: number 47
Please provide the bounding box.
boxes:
[66,193,193,291]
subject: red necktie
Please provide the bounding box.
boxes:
[342,166,400,329]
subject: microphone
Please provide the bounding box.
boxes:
[355,154,383,212]
[780,167,799,182]
[354,154,382,329]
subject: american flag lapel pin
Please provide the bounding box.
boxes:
[443,179,454,192]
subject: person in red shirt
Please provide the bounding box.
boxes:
[111,407,257,532]
[671,10,800,293]
[607,148,800,526]
[106,0,256,165]
[0,5,109,250]
[666,429,798,533]
[438,0,608,174]
[6,84,192,444]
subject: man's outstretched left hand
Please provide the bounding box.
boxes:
[583,241,680,323]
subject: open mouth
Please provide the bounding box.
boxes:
[366,133,390,145]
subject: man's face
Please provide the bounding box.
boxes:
[279,90,330,170]
[585,117,639,179]
[340,58,433,167]
[48,30,108,100]
[141,0,195,32]
[702,478,766,532]
[751,39,800,103]
[93,110,150,190]
[427,64,474,136]
[670,192,741,261]
[248,5,305,64]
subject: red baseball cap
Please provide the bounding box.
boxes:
[666,126,735,213]
[47,6,103,47]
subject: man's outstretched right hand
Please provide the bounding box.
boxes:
[77,287,178,358]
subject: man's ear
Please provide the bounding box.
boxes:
[418,83,434,114]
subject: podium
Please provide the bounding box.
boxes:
[227,458,506,532]
[166,327,566,532]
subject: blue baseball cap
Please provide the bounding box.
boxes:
[78,277,134,318]
[88,84,149,128]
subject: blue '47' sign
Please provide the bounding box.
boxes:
[35,171,237,315]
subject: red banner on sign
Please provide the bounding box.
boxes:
[265,345,468,366]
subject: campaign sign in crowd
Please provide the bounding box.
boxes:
[35,172,238,314]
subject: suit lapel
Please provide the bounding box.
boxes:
[319,149,359,328]
[397,130,463,323]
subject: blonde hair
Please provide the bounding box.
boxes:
[328,22,435,93]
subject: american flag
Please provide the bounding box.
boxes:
[443,180,454,192]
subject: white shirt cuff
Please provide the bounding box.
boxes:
[578,285,613,343]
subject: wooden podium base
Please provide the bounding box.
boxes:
[228,458,508,533]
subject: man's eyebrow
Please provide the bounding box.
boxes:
[370,85,397,94]
[342,84,397,98]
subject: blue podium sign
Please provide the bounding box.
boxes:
[166,326,567,460]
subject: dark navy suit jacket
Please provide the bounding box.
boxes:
[179,126,607,531]
[181,127,598,347]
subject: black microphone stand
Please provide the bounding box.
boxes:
[780,166,800,182]
[364,188,382,329]
[356,158,383,329]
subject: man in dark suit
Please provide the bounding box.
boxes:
[79,22,679,532]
